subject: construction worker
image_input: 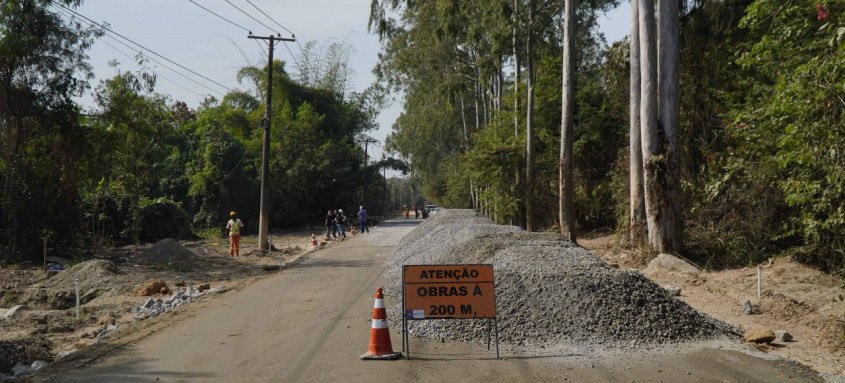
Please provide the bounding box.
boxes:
[358,206,369,233]
[226,211,244,256]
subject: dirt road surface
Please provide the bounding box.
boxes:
[30,220,825,383]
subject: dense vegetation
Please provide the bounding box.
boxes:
[369,0,845,272]
[0,0,400,261]
[2,0,844,276]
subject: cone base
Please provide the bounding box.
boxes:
[359,351,402,360]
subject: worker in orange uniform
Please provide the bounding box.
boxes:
[226,211,244,256]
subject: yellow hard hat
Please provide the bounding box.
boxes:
[230,211,236,217]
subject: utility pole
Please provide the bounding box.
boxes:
[360,137,378,206]
[382,154,387,217]
[249,33,295,253]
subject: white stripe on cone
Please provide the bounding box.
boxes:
[371,319,387,329]
[374,298,384,309]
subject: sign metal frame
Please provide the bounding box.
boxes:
[401,264,499,359]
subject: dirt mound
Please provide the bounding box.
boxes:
[28,259,123,308]
[44,259,120,291]
[385,209,736,348]
[136,238,197,264]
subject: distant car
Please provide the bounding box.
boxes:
[425,205,438,216]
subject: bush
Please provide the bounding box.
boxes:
[139,198,194,242]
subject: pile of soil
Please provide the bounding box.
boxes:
[135,238,197,264]
[385,209,736,348]
[22,260,125,309]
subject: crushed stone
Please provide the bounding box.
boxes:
[384,209,737,348]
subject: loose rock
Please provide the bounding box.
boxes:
[664,285,681,296]
[743,327,776,343]
[775,330,793,342]
[643,253,700,275]
[742,300,756,315]
[4,305,30,318]
[136,280,168,296]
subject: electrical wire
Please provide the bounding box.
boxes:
[243,0,294,36]
[240,0,304,59]
[186,0,251,34]
[223,0,279,34]
[253,39,268,59]
[99,36,207,98]
[56,3,235,93]
[56,7,226,96]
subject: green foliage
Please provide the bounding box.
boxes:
[0,0,102,260]
[0,3,381,262]
[138,198,193,242]
[723,0,845,269]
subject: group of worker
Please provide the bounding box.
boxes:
[224,207,371,257]
[324,206,369,240]
[403,203,427,220]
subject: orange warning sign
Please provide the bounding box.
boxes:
[402,265,496,319]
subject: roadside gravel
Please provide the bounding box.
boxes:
[384,209,737,348]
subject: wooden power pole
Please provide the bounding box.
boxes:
[248,33,295,253]
[360,137,377,206]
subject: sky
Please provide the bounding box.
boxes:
[70,0,631,163]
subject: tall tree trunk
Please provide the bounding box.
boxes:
[497,65,504,111]
[480,74,489,125]
[461,96,472,207]
[513,0,521,139]
[629,0,646,243]
[639,0,668,253]
[512,0,523,228]
[525,0,536,232]
[657,0,682,252]
[559,0,576,241]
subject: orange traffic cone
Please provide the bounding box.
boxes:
[360,287,402,360]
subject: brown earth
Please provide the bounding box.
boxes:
[0,226,341,374]
[580,234,845,377]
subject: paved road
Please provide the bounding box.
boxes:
[35,220,824,383]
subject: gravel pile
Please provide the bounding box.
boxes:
[385,209,736,348]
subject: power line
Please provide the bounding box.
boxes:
[56,3,234,93]
[185,0,251,34]
[240,0,305,58]
[103,34,225,96]
[243,0,294,36]
[223,0,279,34]
[281,41,298,67]
[98,36,207,98]
[253,39,268,59]
[56,7,225,96]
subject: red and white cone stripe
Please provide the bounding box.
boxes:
[361,287,402,360]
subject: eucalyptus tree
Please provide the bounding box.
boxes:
[634,0,682,253]
[559,0,576,240]
[657,0,682,252]
[637,0,661,250]
[629,0,645,242]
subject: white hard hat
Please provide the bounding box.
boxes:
[359,206,363,210]
[338,209,343,213]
